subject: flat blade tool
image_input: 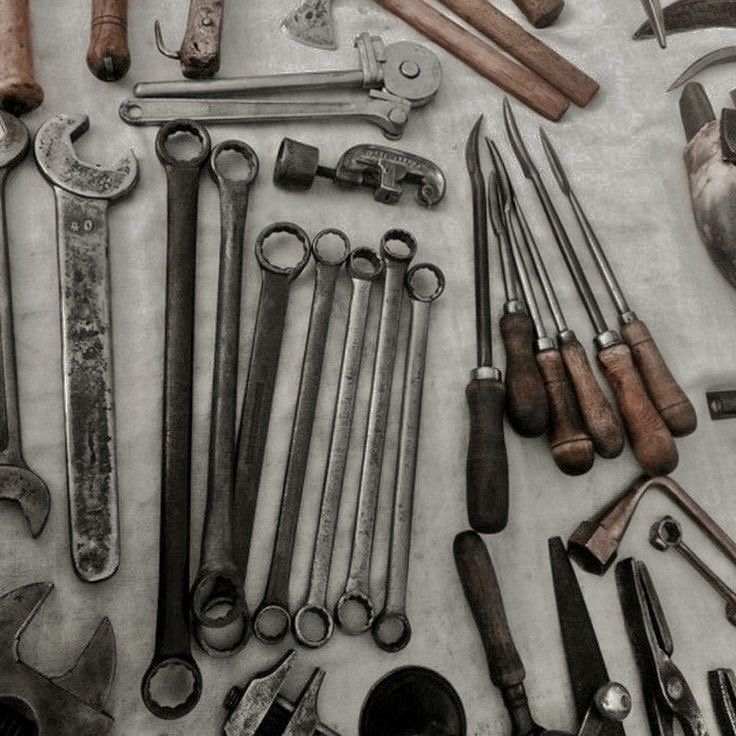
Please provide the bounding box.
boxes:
[639,0,668,47]
[634,0,736,40]
[504,99,678,476]
[465,116,508,534]
[709,669,736,736]
[540,128,696,437]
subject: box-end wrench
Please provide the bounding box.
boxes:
[372,263,445,653]
[141,120,210,720]
[292,249,384,649]
[253,229,351,645]
[335,229,417,635]
[190,140,259,656]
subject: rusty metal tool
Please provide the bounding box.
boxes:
[707,389,736,420]
[0,582,116,735]
[616,558,709,736]
[335,229,416,635]
[87,0,130,81]
[292,248,384,649]
[281,0,337,50]
[634,0,736,40]
[0,0,43,114]
[372,263,445,653]
[35,114,137,583]
[540,128,697,438]
[253,229,350,645]
[141,120,210,720]
[709,669,736,736]
[190,141,259,657]
[154,0,224,78]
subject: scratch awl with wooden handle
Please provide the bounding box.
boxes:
[282,0,336,50]
[87,0,130,81]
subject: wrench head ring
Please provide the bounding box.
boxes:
[405,262,446,303]
[255,221,312,280]
[141,655,203,720]
[252,603,291,644]
[209,139,259,188]
[312,228,351,266]
[335,591,375,634]
[347,247,384,281]
[191,567,246,629]
[649,516,682,550]
[155,119,211,169]
[381,228,418,264]
[293,604,335,648]
[372,610,412,653]
[382,42,442,107]
[0,113,29,170]
[194,611,251,658]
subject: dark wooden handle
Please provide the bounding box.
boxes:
[436,0,596,107]
[597,344,679,475]
[537,349,594,475]
[511,0,564,27]
[560,337,624,459]
[466,376,509,534]
[621,319,697,437]
[373,0,569,121]
[501,312,548,438]
[87,0,130,81]
[454,531,526,689]
[180,0,224,78]
[0,0,42,114]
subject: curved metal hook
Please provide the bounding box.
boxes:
[154,19,180,60]
[669,45,736,90]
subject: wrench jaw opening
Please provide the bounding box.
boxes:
[140,655,203,721]
[155,119,212,169]
[0,465,50,537]
[372,610,412,653]
[293,603,335,649]
[335,589,376,635]
[256,222,312,279]
[191,567,247,630]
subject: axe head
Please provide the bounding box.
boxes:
[281,0,337,50]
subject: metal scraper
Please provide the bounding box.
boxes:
[281,0,337,50]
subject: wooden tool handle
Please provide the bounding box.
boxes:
[181,0,224,78]
[511,0,564,27]
[597,344,679,475]
[466,375,509,533]
[437,0,597,107]
[372,0,569,121]
[0,0,42,114]
[454,531,526,689]
[501,312,548,438]
[537,349,594,475]
[621,319,697,437]
[87,0,130,81]
[560,337,624,459]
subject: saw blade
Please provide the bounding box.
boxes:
[281,0,337,51]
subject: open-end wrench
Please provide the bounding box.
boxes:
[292,248,385,649]
[253,230,351,645]
[372,263,445,653]
[190,140,259,656]
[141,120,210,720]
[335,229,417,635]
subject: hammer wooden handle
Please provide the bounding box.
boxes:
[511,0,564,27]
[0,0,42,114]
[87,0,130,81]
[373,0,569,121]
[180,0,224,79]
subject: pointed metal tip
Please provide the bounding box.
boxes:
[668,46,736,93]
[539,127,570,196]
[465,116,483,174]
[502,101,534,180]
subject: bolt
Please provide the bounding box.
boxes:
[400,60,420,79]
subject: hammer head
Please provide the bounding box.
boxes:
[34,114,137,200]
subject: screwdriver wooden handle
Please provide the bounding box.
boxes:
[372,0,569,121]
[621,319,697,437]
[0,0,42,114]
[466,374,509,533]
[560,336,624,459]
[510,0,564,27]
[87,0,130,81]
[537,349,594,475]
[501,312,548,438]
[597,343,679,475]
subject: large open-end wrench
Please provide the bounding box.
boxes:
[35,114,137,582]
[253,229,351,645]
[141,120,210,720]
[335,230,417,635]
[190,140,259,657]
[373,263,445,653]
[292,248,384,649]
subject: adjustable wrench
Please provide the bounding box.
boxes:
[141,120,210,720]
[373,263,445,653]
[336,230,416,634]
[253,229,350,645]
[292,248,384,649]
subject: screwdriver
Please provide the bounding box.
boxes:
[488,141,593,475]
[465,115,508,534]
[503,99,678,475]
[539,127,697,437]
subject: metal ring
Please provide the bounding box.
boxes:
[191,568,246,629]
[252,604,291,645]
[334,591,375,634]
[140,655,203,720]
[346,247,384,281]
[255,222,311,280]
[155,119,211,167]
[312,228,351,267]
[372,610,412,653]
[405,262,445,303]
[209,139,259,186]
[380,229,418,263]
[293,604,335,649]
[193,611,250,659]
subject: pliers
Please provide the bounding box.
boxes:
[615,558,709,736]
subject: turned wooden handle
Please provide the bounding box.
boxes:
[87,0,130,81]
[537,349,594,476]
[510,0,564,27]
[501,312,548,438]
[597,343,679,475]
[437,0,597,107]
[560,336,624,459]
[621,319,697,437]
[0,0,42,114]
[180,0,224,79]
[372,0,569,121]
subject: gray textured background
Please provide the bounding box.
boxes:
[2,0,736,733]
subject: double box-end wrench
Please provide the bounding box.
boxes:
[253,230,351,644]
[141,120,210,720]
[190,140,259,657]
[292,248,384,649]
[336,229,417,634]
[372,263,445,652]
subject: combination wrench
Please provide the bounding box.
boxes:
[190,140,259,656]
[141,120,210,720]
[373,263,445,653]
[253,229,351,644]
[292,248,385,649]
[335,229,417,634]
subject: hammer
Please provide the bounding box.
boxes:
[0,0,43,114]
[87,0,130,81]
